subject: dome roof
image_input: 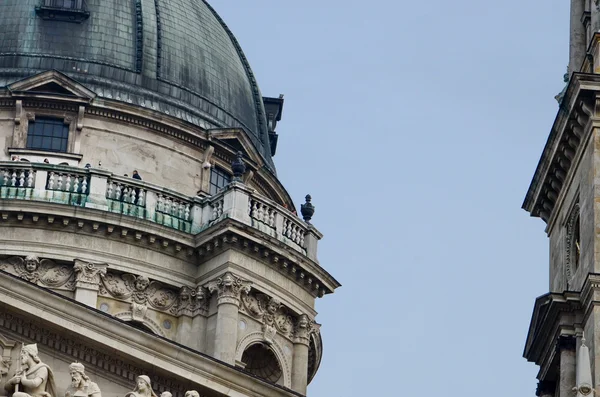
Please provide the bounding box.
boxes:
[0,0,274,169]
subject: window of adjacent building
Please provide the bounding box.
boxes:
[27,118,69,153]
[574,214,581,269]
[209,167,231,195]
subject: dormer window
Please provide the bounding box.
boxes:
[27,117,69,153]
[35,0,90,23]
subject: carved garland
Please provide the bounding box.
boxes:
[239,290,294,341]
[565,201,581,286]
[0,256,75,290]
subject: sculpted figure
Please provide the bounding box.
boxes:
[184,392,199,397]
[125,376,157,397]
[64,363,101,397]
[4,344,57,397]
[159,393,171,397]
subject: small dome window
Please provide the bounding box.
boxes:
[35,0,90,23]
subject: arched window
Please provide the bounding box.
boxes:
[241,343,282,384]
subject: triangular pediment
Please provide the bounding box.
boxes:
[210,128,264,167]
[8,70,96,102]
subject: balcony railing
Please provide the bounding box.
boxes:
[0,162,320,260]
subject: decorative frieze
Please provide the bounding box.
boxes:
[0,255,75,290]
[240,290,294,341]
[99,272,177,322]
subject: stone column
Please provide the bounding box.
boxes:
[292,314,312,394]
[536,380,556,397]
[207,272,251,364]
[570,0,586,74]
[557,335,577,397]
[73,260,107,307]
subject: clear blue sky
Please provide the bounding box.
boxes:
[213,1,565,395]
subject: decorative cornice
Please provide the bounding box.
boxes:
[522,73,600,231]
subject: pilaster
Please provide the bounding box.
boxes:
[557,335,577,397]
[207,272,251,364]
[291,314,312,394]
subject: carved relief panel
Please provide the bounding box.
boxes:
[239,290,295,343]
[0,255,75,291]
[99,272,178,323]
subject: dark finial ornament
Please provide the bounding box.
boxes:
[231,151,246,181]
[301,194,315,223]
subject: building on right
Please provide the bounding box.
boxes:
[522,2,600,396]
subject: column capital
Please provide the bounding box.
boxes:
[293,314,313,345]
[556,335,577,352]
[536,380,556,397]
[73,259,107,290]
[206,272,251,306]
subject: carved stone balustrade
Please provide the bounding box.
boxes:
[0,163,322,262]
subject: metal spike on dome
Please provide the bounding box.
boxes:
[574,332,594,397]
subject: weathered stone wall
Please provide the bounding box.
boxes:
[548,131,595,293]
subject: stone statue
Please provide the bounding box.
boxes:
[64,363,101,397]
[125,376,157,397]
[4,344,57,397]
[555,70,570,104]
[184,391,199,397]
[159,393,171,397]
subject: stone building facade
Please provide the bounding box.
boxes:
[523,1,600,396]
[0,2,340,397]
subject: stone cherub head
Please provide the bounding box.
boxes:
[24,255,40,273]
[134,276,150,292]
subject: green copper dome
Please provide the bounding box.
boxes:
[0,0,274,169]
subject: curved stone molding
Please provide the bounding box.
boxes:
[113,312,166,337]
[0,255,75,290]
[235,331,291,388]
